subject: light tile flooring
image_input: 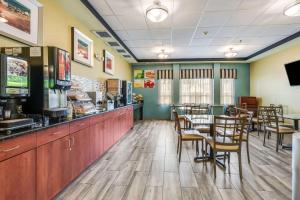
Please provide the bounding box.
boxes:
[56,120,292,200]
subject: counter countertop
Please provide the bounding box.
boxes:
[0,105,133,142]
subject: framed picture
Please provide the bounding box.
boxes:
[71,27,93,67]
[134,69,144,79]
[144,79,155,88]
[144,70,155,79]
[134,80,144,88]
[0,0,43,45]
[103,50,114,75]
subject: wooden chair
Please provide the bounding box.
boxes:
[205,116,246,179]
[270,104,293,128]
[252,106,266,135]
[232,111,253,163]
[173,111,206,162]
[262,107,295,152]
[192,104,211,135]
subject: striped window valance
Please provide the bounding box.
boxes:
[220,69,237,79]
[180,69,214,79]
[157,69,173,79]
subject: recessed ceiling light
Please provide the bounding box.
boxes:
[158,49,168,59]
[284,1,300,16]
[225,48,238,58]
[146,1,169,23]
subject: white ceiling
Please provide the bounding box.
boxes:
[88,0,300,60]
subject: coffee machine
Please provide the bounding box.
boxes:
[106,79,123,108]
[0,54,34,133]
[1,47,71,121]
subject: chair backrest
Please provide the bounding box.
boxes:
[190,104,211,115]
[173,110,182,135]
[213,116,246,149]
[270,104,284,123]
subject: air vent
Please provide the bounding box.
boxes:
[108,42,120,47]
[117,49,126,53]
[92,30,111,38]
[123,55,131,58]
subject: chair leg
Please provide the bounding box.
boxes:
[263,130,267,146]
[276,133,280,152]
[246,141,250,163]
[213,151,217,179]
[179,140,182,162]
[201,140,204,156]
[257,124,260,136]
[228,152,231,165]
[176,136,179,154]
[196,141,199,155]
[238,151,243,180]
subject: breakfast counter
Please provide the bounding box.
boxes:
[0,105,133,200]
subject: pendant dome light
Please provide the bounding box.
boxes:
[284,1,300,16]
[225,48,238,58]
[158,49,168,59]
[146,1,169,23]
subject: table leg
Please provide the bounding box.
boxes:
[282,119,298,150]
[193,123,226,168]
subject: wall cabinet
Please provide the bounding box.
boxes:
[0,149,36,200]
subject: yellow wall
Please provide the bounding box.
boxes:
[250,42,300,113]
[0,0,131,81]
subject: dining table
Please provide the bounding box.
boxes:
[281,114,300,150]
[184,114,230,168]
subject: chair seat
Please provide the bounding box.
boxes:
[232,134,247,141]
[206,137,239,151]
[178,115,186,120]
[265,126,294,134]
[271,122,294,128]
[194,125,210,133]
[252,117,263,123]
[181,130,206,140]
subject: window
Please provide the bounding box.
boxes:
[220,79,235,105]
[179,79,213,104]
[158,79,173,105]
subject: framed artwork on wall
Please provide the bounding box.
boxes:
[103,50,114,75]
[71,27,93,67]
[0,0,43,45]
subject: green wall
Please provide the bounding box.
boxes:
[132,63,250,120]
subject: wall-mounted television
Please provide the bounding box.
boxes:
[285,60,300,86]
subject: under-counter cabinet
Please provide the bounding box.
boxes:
[90,119,104,162]
[0,134,37,200]
[37,135,72,200]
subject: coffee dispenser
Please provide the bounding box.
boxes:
[1,47,71,120]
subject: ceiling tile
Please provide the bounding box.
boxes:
[105,0,143,16]
[151,29,172,40]
[104,16,124,31]
[226,10,261,26]
[172,28,195,40]
[117,15,147,30]
[172,13,202,27]
[194,27,220,38]
[190,38,212,46]
[88,0,113,15]
[198,11,233,27]
[126,30,152,40]
[205,0,242,11]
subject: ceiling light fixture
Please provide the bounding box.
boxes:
[158,49,168,59]
[225,48,238,58]
[146,1,169,23]
[284,1,300,16]
[0,13,7,23]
